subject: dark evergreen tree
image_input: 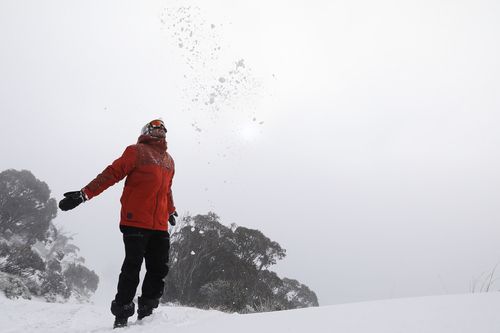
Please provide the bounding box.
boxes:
[0,242,45,277]
[0,169,99,302]
[64,263,99,299]
[40,259,71,301]
[280,278,319,308]
[163,212,318,313]
[0,169,57,244]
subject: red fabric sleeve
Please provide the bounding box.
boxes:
[167,163,176,215]
[82,145,138,200]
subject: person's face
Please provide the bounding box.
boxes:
[150,126,166,138]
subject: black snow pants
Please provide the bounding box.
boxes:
[113,226,170,309]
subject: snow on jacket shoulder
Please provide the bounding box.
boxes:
[82,135,175,231]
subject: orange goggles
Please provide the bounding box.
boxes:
[149,120,167,132]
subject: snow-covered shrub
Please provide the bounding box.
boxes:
[0,271,31,299]
[63,263,99,301]
[0,169,99,302]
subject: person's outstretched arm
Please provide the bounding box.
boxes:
[59,145,137,211]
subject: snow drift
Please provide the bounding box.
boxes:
[1,292,500,332]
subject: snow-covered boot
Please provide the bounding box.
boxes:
[113,317,128,329]
[137,297,160,320]
[111,300,135,328]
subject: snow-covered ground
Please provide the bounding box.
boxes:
[2,293,500,333]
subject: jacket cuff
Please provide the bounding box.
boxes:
[81,188,91,201]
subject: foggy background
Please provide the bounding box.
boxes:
[1,0,500,305]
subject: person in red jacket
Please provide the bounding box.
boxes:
[59,119,177,328]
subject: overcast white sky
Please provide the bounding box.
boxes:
[1,0,500,306]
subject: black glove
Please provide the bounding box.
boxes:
[168,211,178,226]
[59,191,86,211]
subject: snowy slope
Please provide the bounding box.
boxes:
[2,293,500,333]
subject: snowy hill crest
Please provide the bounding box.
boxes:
[1,293,500,332]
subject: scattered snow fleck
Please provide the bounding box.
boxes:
[236,59,245,68]
[191,250,196,255]
[162,6,265,142]
[191,122,203,132]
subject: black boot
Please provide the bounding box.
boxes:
[113,317,128,329]
[111,300,135,329]
[137,297,160,320]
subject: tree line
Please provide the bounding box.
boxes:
[163,212,318,312]
[0,169,98,301]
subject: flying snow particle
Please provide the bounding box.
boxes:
[191,251,196,255]
[235,59,245,68]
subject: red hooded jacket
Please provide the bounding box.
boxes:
[82,135,175,231]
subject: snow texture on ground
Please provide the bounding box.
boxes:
[1,293,500,332]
